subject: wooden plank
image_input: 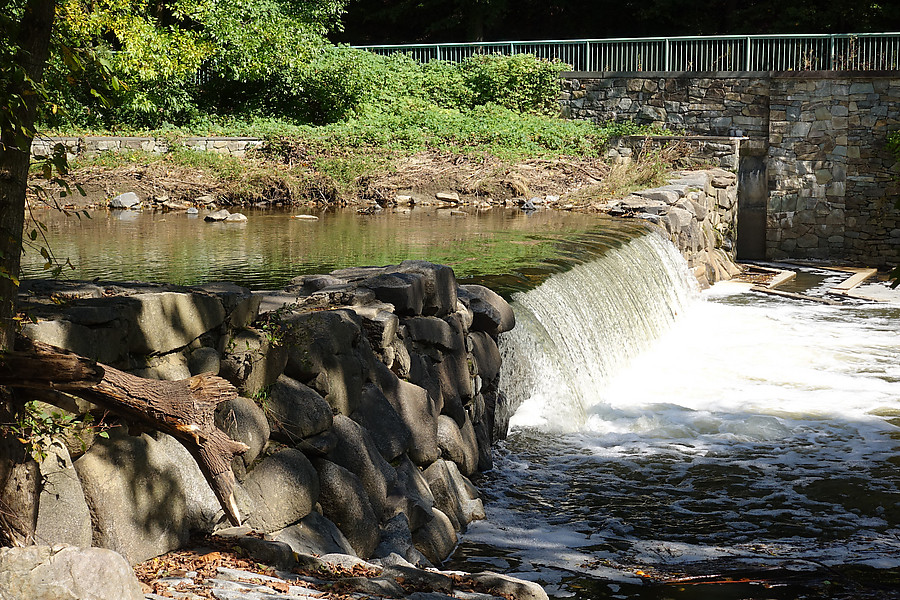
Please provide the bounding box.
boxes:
[750,286,841,305]
[766,270,796,289]
[828,268,877,294]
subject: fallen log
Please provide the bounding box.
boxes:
[1,336,249,526]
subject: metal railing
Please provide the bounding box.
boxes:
[354,33,900,71]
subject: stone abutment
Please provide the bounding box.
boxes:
[561,71,900,267]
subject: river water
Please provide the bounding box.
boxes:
[19,206,644,293]
[21,205,900,598]
[452,234,900,599]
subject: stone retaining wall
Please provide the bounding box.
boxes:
[31,136,264,158]
[605,135,742,172]
[18,261,513,569]
[560,71,900,267]
[591,168,742,286]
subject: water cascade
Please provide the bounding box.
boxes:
[499,230,699,432]
[458,229,900,598]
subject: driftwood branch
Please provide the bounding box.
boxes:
[2,337,249,525]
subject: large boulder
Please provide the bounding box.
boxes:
[188,346,222,375]
[350,383,412,462]
[271,511,356,557]
[393,454,436,532]
[436,415,479,477]
[358,272,426,316]
[404,316,460,352]
[473,418,494,472]
[486,389,512,442]
[0,545,143,600]
[220,327,289,398]
[127,292,226,354]
[423,459,484,533]
[351,305,400,360]
[373,513,432,568]
[468,331,502,382]
[327,415,399,520]
[396,260,457,317]
[370,361,439,466]
[457,285,515,337]
[411,508,457,565]
[196,282,260,329]
[433,352,473,427]
[423,459,467,532]
[312,459,379,558]
[73,430,221,564]
[468,572,550,600]
[243,448,319,533]
[214,396,270,479]
[283,310,372,415]
[265,375,334,443]
[406,351,444,416]
[34,444,92,548]
[128,351,191,380]
[21,318,128,365]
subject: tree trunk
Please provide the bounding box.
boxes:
[0,389,40,547]
[1,337,250,526]
[0,0,56,350]
[0,0,59,547]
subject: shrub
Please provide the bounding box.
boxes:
[461,53,567,114]
[887,130,900,162]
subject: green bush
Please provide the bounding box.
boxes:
[291,50,566,125]
[462,53,567,114]
[421,60,473,109]
[273,98,629,160]
[887,130,900,162]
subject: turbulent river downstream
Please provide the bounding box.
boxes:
[452,233,900,599]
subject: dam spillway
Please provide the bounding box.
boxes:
[457,229,900,598]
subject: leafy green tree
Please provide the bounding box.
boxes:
[1,0,355,546]
[43,0,349,128]
[1,0,58,547]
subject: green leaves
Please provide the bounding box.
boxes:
[3,401,115,462]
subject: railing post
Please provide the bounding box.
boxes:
[746,36,751,71]
[664,38,670,71]
[510,42,516,56]
[829,34,835,70]
[436,45,442,61]
[585,40,591,71]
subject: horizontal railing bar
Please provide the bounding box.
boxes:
[355,32,900,50]
[353,33,900,72]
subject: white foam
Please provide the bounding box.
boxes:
[480,270,900,580]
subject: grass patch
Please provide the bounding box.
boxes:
[566,142,691,206]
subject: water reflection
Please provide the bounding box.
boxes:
[20,205,649,294]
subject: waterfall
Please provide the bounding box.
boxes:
[461,233,900,592]
[498,229,699,432]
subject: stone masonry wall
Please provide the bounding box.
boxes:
[605,135,742,172]
[560,71,900,267]
[31,136,264,158]
[17,261,513,570]
[590,169,741,287]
